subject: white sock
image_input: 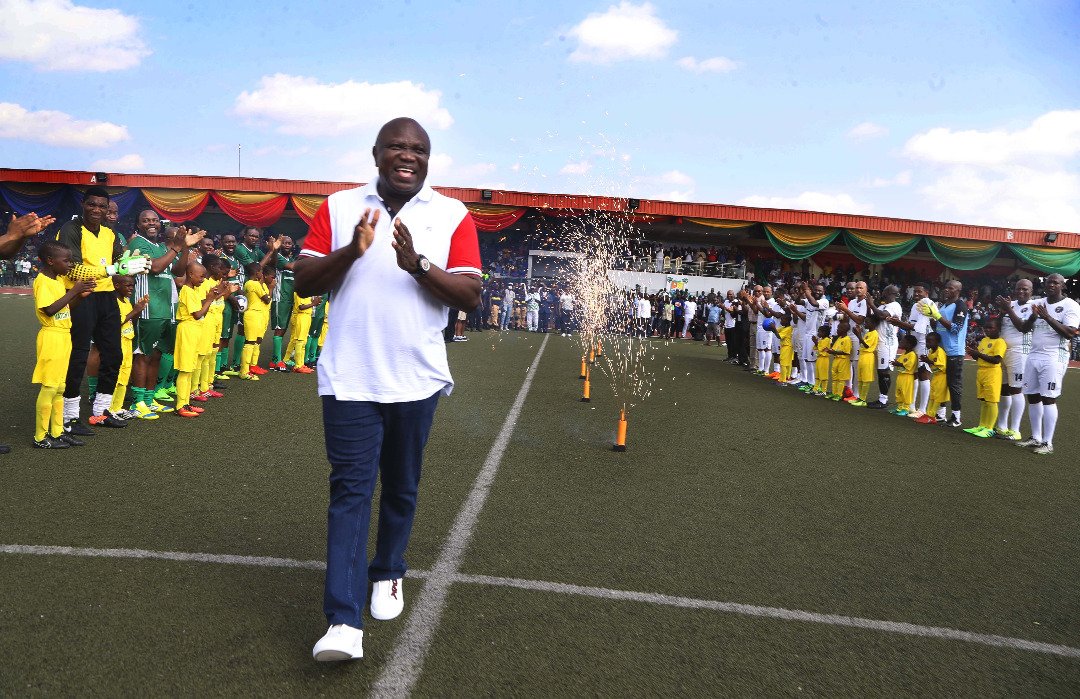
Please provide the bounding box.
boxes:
[936,406,946,419]
[916,380,930,413]
[1042,403,1058,447]
[63,396,80,422]
[773,361,780,373]
[1009,394,1026,433]
[996,395,1011,430]
[1027,402,1044,442]
[92,392,112,416]
[952,409,961,422]
[805,363,815,385]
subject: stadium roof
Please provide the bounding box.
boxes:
[2,167,1077,250]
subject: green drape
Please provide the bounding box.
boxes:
[925,238,1003,271]
[1007,244,1080,276]
[842,229,922,264]
[763,224,841,260]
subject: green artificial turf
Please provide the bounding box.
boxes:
[1,293,1077,696]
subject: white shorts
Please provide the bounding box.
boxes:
[801,335,816,362]
[793,333,804,355]
[877,341,897,371]
[1004,348,1027,389]
[756,329,771,351]
[1022,353,1067,399]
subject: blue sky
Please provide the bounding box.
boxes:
[1,0,1078,231]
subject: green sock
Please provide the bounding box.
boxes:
[305,336,316,363]
[136,387,149,407]
[157,353,175,389]
[87,376,98,395]
[272,335,283,363]
[231,334,246,367]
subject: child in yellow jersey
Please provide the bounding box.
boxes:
[192,256,232,400]
[287,292,320,373]
[964,317,1006,437]
[769,315,795,383]
[32,241,95,448]
[813,324,832,396]
[851,315,880,407]
[891,335,918,416]
[174,262,219,417]
[827,319,853,401]
[240,262,274,379]
[914,332,949,424]
[109,275,149,419]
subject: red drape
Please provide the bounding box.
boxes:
[211,192,289,227]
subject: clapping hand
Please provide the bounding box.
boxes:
[994,295,1011,312]
[351,208,379,258]
[175,226,205,249]
[391,219,421,273]
[1032,302,1050,320]
[134,294,150,312]
[7,212,56,239]
[73,279,96,296]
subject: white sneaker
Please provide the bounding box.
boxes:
[370,578,404,621]
[1032,443,1054,455]
[312,624,364,662]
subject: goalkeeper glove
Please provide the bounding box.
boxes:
[107,250,151,276]
[918,300,942,320]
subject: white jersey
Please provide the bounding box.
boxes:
[1000,299,1036,355]
[1029,297,1080,361]
[801,297,828,336]
[876,301,903,345]
[722,302,738,328]
[756,298,780,330]
[906,301,932,335]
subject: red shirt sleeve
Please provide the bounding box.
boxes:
[299,200,332,257]
[445,212,482,276]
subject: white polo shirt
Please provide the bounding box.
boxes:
[300,182,482,402]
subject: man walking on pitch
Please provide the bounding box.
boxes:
[294,117,482,662]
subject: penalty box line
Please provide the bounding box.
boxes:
[2,542,1079,662]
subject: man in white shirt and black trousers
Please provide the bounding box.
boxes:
[294,117,482,662]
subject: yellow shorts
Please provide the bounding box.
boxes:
[243,311,269,341]
[174,319,204,372]
[118,338,133,386]
[857,356,876,383]
[206,314,224,353]
[977,368,1002,403]
[33,327,71,386]
[290,313,312,344]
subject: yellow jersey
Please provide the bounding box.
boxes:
[926,346,946,373]
[977,336,1006,369]
[117,296,135,340]
[897,350,917,375]
[244,280,270,314]
[859,329,878,354]
[202,279,226,319]
[294,292,314,316]
[177,284,206,323]
[33,274,72,329]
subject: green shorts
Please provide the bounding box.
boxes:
[135,317,169,355]
[221,303,237,339]
[272,293,294,330]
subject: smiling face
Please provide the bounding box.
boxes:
[1044,273,1065,301]
[82,195,109,228]
[1013,278,1033,304]
[199,238,216,256]
[106,201,119,227]
[221,234,236,254]
[373,118,430,203]
[137,209,161,241]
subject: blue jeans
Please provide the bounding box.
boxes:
[321,392,440,628]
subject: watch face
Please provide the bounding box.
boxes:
[420,257,431,272]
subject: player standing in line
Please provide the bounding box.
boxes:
[964,317,1006,438]
[893,283,933,418]
[32,242,95,448]
[1016,274,1080,455]
[992,279,1035,440]
[812,324,832,396]
[850,313,880,407]
[173,263,218,418]
[793,282,828,392]
[109,276,149,420]
[826,318,853,401]
[127,214,199,418]
[269,236,296,371]
[240,262,274,380]
[768,310,795,383]
[913,332,950,425]
[922,280,968,426]
[835,280,868,401]
[218,233,245,375]
[891,334,919,416]
[193,256,230,402]
[867,285,903,410]
[287,292,319,373]
[232,228,279,371]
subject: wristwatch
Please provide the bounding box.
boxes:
[412,254,431,277]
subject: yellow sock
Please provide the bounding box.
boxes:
[110,383,127,414]
[176,371,193,407]
[50,383,65,438]
[288,338,303,365]
[252,342,262,366]
[35,385,57,441]
[981,401,998,429]
[241,343,255,376]
[780,365,791,382]
[199,354,212,392]
[859,381,871,401]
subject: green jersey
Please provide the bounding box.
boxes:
[128,234,176,320]
[273,252,294,302]
[235,242,259,268]
[221,252,243,285]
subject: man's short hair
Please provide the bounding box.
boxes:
[85,186,110,200]
[38,240,69,262]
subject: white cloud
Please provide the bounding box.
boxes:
[90,153,143,171]
[677,56,738,74]
[904,110,1080,231]
[920,166,1080,232]
[847,121,888,140]
[625,169,696,201]
[737,191,874,215]
[568,2,677,64]
[903,110,1080,166]
[234,74,453,137]
[868,170,912,188]
[427,154,498,187]
[0,102,129,148]
[560,160,592,175]
[251,145,311,157]
[0,0,149,71]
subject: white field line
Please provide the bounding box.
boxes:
[2,543,1079,661]
[370,333,551,698]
